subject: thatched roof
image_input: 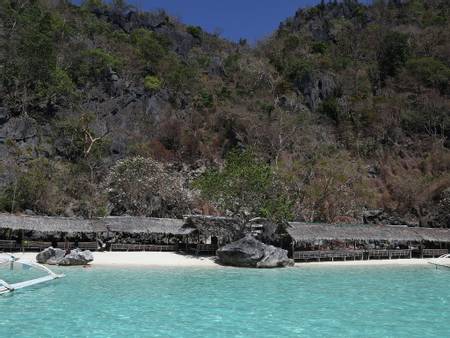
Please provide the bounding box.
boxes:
[0,214,194,235]
[0,214,100,233]
[410,227,450,243]
[104,216,193,235]
[184,215,242,241]
[287,222,450,243]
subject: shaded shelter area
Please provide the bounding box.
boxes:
[287,222,450,261]
[182,215,243,254]
[183,215,242,244]
[0,214,195,252]
[104,216,192,244]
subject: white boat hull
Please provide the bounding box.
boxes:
[0,254,64,295]
[428,254,450,269]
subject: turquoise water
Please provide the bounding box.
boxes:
[1,265,449,338]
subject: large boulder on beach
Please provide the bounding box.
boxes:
[36,247,66,265]
[57,249,94,266]
[216,235,294,268]
[36,247,93,266]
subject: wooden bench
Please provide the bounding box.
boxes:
[77,242,98,251]
[189,244,217,255]
[0,240,18,252]
[294,250,365,261]
[57,242,76,250]
[110,244,178,252]
[388,249,412,259]
[367,249,412,259]
[143,244,177,252]
[22,241,52,251]
[293,251,321,261]
[367,250,390,259]
[422,249,448,258]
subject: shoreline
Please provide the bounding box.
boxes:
[14,252,435,268]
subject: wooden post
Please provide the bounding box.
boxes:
[291,241,295,260]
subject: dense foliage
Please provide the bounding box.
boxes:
[0,0,449,227]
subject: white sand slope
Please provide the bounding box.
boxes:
[18,252,218,267]
[14,252,434,268]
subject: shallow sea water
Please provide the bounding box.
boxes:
[0,264,449,338]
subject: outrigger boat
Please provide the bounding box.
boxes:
[0,253,64,295]
[428,254,450,269]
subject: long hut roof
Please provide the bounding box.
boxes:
[184,215,242,240]
[287,222,450,243]
[0,214,100,233]
[0,214,194,235]
[103,216,193,235]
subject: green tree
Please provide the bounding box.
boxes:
[144,75,162,92]
[377,31,410,82]
[73,48,122,84]
[194,150,293,221]
[407,57,450,93]
[186,26,203,40]
[130,29,167,69]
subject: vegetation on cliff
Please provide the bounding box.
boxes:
[0,0,448,227]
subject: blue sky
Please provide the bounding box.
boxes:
[74,0,327,42]
[134,0,322,42]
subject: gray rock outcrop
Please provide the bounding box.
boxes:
[216,235,294,268]
[36,247,94,266]
[36,247,66,265]
[57,249,94,266]
[295,71,336,111]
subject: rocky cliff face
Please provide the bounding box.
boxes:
[0,0,448,227]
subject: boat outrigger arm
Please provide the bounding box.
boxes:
[0,254,64,295]
[428,254,450,269]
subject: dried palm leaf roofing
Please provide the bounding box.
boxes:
[1,214,449,242]
[287,222,450,243]
[0,214,194,235]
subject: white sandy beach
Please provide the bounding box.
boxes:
[17,252,218,267]
[14,252,435,268]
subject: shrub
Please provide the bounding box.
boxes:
[0,159,52,214]
[75,48,122,83]
[311,41,328,54]
[407,57,450,93]
[130,28,167,67]
[284,58,314,83]
[194,150,293,221]
[319,97,340,123]
[280,152,374,223]
[377,31,410,82]
[107,157,191,217]
[144,75,162,92]
[186,25,203,40]
[283,35,300,51]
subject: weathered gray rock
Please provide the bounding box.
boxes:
[36,247,66,265]
[362,209,418,226]
[295,71,336,111]
[57,249,94,266]
[36,247,93,266]
[216,235,294,268]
